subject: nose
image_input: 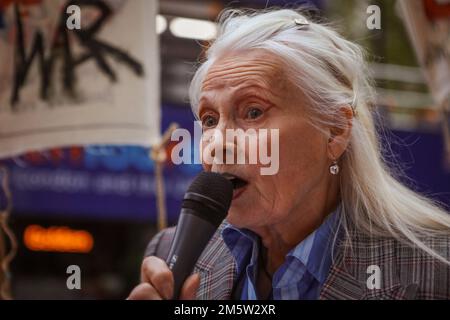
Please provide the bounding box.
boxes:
[201,128,239,170]
[211,139,236,163]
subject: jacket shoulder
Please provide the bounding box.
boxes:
[335,232,450,299]
[144,226,176,260]
[395,234,450,299]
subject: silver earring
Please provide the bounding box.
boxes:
[329,160,340,175]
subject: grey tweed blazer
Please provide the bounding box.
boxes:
[145,222,450,300]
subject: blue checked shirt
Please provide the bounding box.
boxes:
[221,206,341,300]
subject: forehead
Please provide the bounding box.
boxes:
[201,50,287,94]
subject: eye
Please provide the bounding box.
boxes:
[245,107,263,120]
[201,114,218,128]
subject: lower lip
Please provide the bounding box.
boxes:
[232,185,247,200]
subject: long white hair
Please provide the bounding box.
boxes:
[188,8,450,264]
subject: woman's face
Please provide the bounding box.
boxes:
[199,50,332,231]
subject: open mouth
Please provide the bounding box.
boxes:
[221,172,248,190]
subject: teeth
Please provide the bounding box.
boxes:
[221,172,236,180]
[221,173,248,190]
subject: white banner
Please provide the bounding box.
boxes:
[0,0,160,159]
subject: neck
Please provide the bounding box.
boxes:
[254,179,340,274]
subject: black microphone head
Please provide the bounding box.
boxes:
[182,172,233,227]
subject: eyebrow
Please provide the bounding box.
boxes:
[200,82,274,104]
[198,84,278,117]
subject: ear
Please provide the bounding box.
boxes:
[327,105,353,160]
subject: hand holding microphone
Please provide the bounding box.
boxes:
[128,255,200,300]
[128,172,233,300]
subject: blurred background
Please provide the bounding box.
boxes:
[0,0,449,299]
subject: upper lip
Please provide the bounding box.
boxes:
[216,171,249,190]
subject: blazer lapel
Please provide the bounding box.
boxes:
[194,223,237,300]
[319,252,365,299]
[320,233,419,300]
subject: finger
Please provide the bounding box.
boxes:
[141,256,174,299]
[127,283,162,300]
[141,256,170,282]
[180,273,200,300]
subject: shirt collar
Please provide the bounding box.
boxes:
[222,204,341,283]
[221,224,260,275]
[286,207,340,283]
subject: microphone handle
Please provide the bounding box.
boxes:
[166,209,217,299]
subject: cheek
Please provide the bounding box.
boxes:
[272,122,329,203]
[279,121,327,175]
[227,179,300,228]
[226,174,277,226]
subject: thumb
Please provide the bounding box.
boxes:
[179,273,200,300]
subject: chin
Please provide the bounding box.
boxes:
[226,209,263,230]
[226,210,249,227]
[226,210,241,224]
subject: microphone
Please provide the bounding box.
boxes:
[166,171,233,299]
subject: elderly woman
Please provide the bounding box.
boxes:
[128,9,450,300]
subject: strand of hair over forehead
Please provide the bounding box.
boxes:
[189,8,450,265]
